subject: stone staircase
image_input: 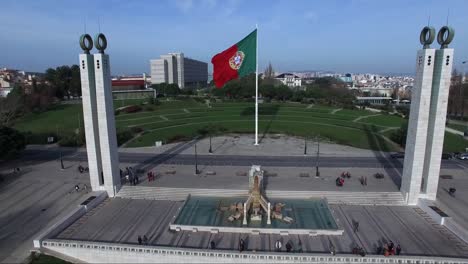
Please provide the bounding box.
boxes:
[116,186,247,201]
[265,190,406,206]
[116,186,406,206]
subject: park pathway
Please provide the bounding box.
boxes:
[445,127,464,136]
[331,108,342,114]
[379,127,399,133]
[353,114,381,122]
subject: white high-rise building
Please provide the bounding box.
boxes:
[150,52,207,88]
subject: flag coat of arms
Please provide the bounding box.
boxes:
[211,29,257,88]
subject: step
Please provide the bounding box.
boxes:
[116,186,405,205]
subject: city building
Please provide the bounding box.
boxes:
[112,74,148,91]
[355,96,393,105]
[150,53,208,89]
[274,73,302,87]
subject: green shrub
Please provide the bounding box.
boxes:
[117,129,133,146]
[58,133,85,147]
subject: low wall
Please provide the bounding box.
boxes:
[417,199,449,225]
[42,239,468,264]
[445,218,468,244]
[33,191,107,248]
[169,224,344,236]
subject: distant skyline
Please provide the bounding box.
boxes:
[1,0,467,75]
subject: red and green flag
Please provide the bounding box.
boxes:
[211,29,257,88]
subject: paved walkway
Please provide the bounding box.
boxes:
[55,198,468,257]
[446,127,465,136]
[0,161,91,263]
[331,108,342,114]
[120,135,387,158]
[353,114,381,122]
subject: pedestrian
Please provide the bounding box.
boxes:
[75,185,80,192]
[210,240,215,250]
[364,176,368,186]
[275,239,282,252]
[147,172,150,182]
[383,243,389,256]
[120,168,123,177]
[353,220,359,233]
[388,240,394,252]
[238,238,244,252]
[137,235,142,245]
[396,244,401,255]
[449,187,456,197]
[296,240,303,253]
[285,241,292,252]
[143,235,148,245]
[83,184,88,193]
[330,241,336,256]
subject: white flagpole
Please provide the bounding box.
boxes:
[255,24,259,145]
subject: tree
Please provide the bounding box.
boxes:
[45,65,81,99]
[0,86,24,126]
[151,83,181,97]
[0,126,26,160]
[263,62,277,85]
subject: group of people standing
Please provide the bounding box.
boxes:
[147,171,156,182]
[122,167,139,185]
[381,241,401,256]
[137,235,149,245]
[234,238,301,253]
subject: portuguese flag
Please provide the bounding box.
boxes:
[211,29,257,88]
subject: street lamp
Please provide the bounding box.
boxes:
[315,135,320,177]
[209,135,213,154]
[56,125,64,170]
[209,126,213,154]
[195,142,200,175]
[304,137,307,156]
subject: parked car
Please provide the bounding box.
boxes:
[441,153,453,160]
[390,152,405,159]
[458,153,468,160]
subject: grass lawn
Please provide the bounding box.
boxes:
[12,99,468,152]
[447,123,468,133]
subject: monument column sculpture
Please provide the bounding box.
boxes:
[93,33,121,197]
[401,27,436,205]
[422,26,455,200]
[79,34,103,190]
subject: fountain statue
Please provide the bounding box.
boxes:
[226,165,294,225]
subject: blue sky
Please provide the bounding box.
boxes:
[1,0,467,75]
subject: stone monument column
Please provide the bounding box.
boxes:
[422,27,455,200]
[401,27,436,205]
[93,33,121,197]
[79,34,103,191]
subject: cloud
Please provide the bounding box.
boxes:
[175,0,193,13]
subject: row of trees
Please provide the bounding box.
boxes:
[209,73,354,106]
[0,65,81,159]
[45,65,81,99]
[448,70,468,119]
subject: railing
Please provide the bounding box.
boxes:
[42,239,468,264]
